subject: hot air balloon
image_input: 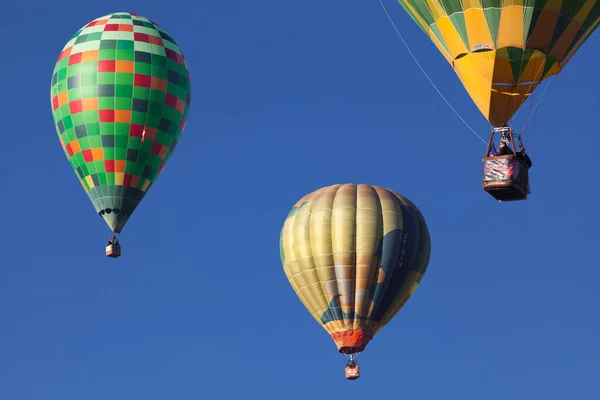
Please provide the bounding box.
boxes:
[280,184,431,380]
[395,1,600,201]
[50,12,191,258]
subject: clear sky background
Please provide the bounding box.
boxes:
[1,1,599,399]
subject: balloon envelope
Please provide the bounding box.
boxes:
[280,184,431,354]
[50,12,191,233]
[397,1,600,126]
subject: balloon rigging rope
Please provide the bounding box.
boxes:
[520,79,553,136]
[378,0,487,145]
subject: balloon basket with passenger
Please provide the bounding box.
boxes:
[106,235,121,258]
[344,354,360,380]
[482,127,532,202]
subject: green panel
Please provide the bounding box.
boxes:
[133,86,150,99]
[115,135,128,148]
[398,0,435,28]
[67,64,81,76]
[102,148,114,159]
[78,139,92,151]
[125,162,136,174]
[508,48,534,82]
[449,12,469,49]
[67,88,80,101]
[115,97,131,110]
[134,62,152,75]
[117,41,134,51]
[87,125,101,138]
[115,148,127,160]
[80,85,98,98]
[97,73,115,85]
[548,15,571,50]
[581,3,600,32]
[115,123,130,135]
[542,57,557,78]
[99,123,115,134]
[560,1,588,17]
[523,4,542,43]
[99,49,117,60]
[481,0,502,7]
[86,161,98,174]
[84,112,100,125]
[483,7,502,45]
[71,113,85,126]
[115,73,133,85]
[438,0,463,15]
[98,98,114,109]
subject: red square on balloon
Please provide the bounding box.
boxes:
[129,124,144,137]
[99,110,115,122]
[98,60,116,72]
[82,149,93,162]
[104,160,115,172]
[69,99,83,114]
[123,174,133,187]
[68,53,82,65]
[134,74,151,88]
[151,142,163,156]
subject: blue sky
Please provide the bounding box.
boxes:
[1,0,599,398]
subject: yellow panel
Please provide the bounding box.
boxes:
[311,186,344,333]
[497,5,524,48]
[282,196,325,327]
[491,57,516,84]
[436,17,469,58]
[425,0,447,19]
[464,8,493,51]
[453,50,496,124]
[544,62,560,78]
[461,0,483,8]
[574,0,596,23]
[542,0,563,12]
[85,175,94,189]
[284,196,320,322]
[114,172,124,185]
[294,197,328,322]
[518,53,548,84]
[331,184,357,328]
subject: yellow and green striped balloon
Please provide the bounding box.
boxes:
[397,1,600,127]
